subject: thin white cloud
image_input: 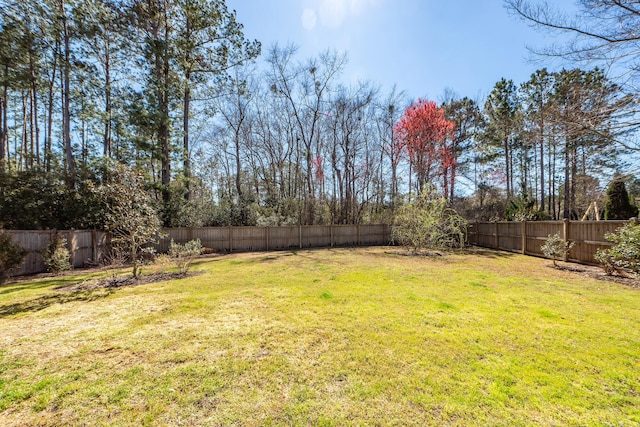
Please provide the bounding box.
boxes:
[319,0,347,29]
[301,8,318,30]
[301,0,381,31]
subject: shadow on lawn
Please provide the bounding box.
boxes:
[0,288,113,317]
[0,267,107,295]
[465,247,516,258]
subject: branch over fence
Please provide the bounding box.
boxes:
[468,219,630,264]
[4,225,392,277]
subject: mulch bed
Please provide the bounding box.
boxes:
[549,262,639,288]
[56,271,203,293]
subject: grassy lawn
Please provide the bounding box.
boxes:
[1,247,639,426]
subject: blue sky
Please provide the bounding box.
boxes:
[231,0,575,101]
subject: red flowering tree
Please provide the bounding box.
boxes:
[393,99,456,197]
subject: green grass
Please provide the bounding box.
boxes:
[1,247,639,426]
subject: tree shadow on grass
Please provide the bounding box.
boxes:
[0,288,113,318]
[0,270,106,296]
[462,246,516,258]
[377,246,516,259]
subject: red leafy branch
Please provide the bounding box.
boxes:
[393,98,456,196]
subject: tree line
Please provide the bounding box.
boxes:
[0,0,638,230]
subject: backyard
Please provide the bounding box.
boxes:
[1,247,639,426]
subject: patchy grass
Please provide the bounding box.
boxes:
[1,248,639,426]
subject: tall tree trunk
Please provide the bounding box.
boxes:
[28,48,40,167]
[60,0,76,186]
[0,67,6,173]
[182,12,192,201]
[45,39,59,173]
[104,49,112,157]
[449,140,456,202]
[539,122,545,212]
[563,138,571,219]
[570,145,578,219]
[21,91,27,171]
[183,76,191,200]
[160,1,171,211]
[234,130,244,222]
[504,135,511,199]
[29,89,34,169]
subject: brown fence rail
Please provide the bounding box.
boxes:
[468,220,630,264]
[3,224,392,277]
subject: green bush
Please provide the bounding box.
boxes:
[42,233,72,274]
[540,233,575,266]
[168,239,203,274]
[392,185,467,252]
[0,231,27,284]
[604,179,639,220]
[595,222,640,277]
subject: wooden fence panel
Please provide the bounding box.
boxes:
[231,227,267,252]
[566,221,625,264]
[5,229,108,276]
[496,222,521,252]
[471,220,631,265]
[6,225,392,277]
[360,224,390,245]
[524,222,563,257]
[301,226,331,248]
[266,226,300,250]
[7,230,51,276]
[333,225,359,246]
[472,222,493,248]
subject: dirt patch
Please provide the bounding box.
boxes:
[57,271,203,292]
[549,262,639,289]
[386,249,446,257]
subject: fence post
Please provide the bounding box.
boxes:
[494,222,499,249]
[266,226,270,251]
[357,224,360,246]
[299,225,303,249]
[562,219,569,261]
[68,230,76,267]
[92,229,97,264]
[474,221,479,245]
[228,226,233,253]
[521,221,526,254]
[330,224,334,247]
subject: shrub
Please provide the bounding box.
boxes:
[168,239,203,274]
[93,162,164,278]
[540,233,575,266]
[42,233,72,274]
[0,231,27,284]
[392,185,467,252]
[595,222,640,277]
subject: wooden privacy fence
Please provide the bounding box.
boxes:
[5,230,110,277]
[468,220,630,264]
[4,224,392,277]
[157,224,390,253]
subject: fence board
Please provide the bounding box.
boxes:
[4,225,392,277]
[470,220,630,265]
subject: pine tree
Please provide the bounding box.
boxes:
[604,179,638,220]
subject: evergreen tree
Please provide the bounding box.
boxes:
[604,179,638,220]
